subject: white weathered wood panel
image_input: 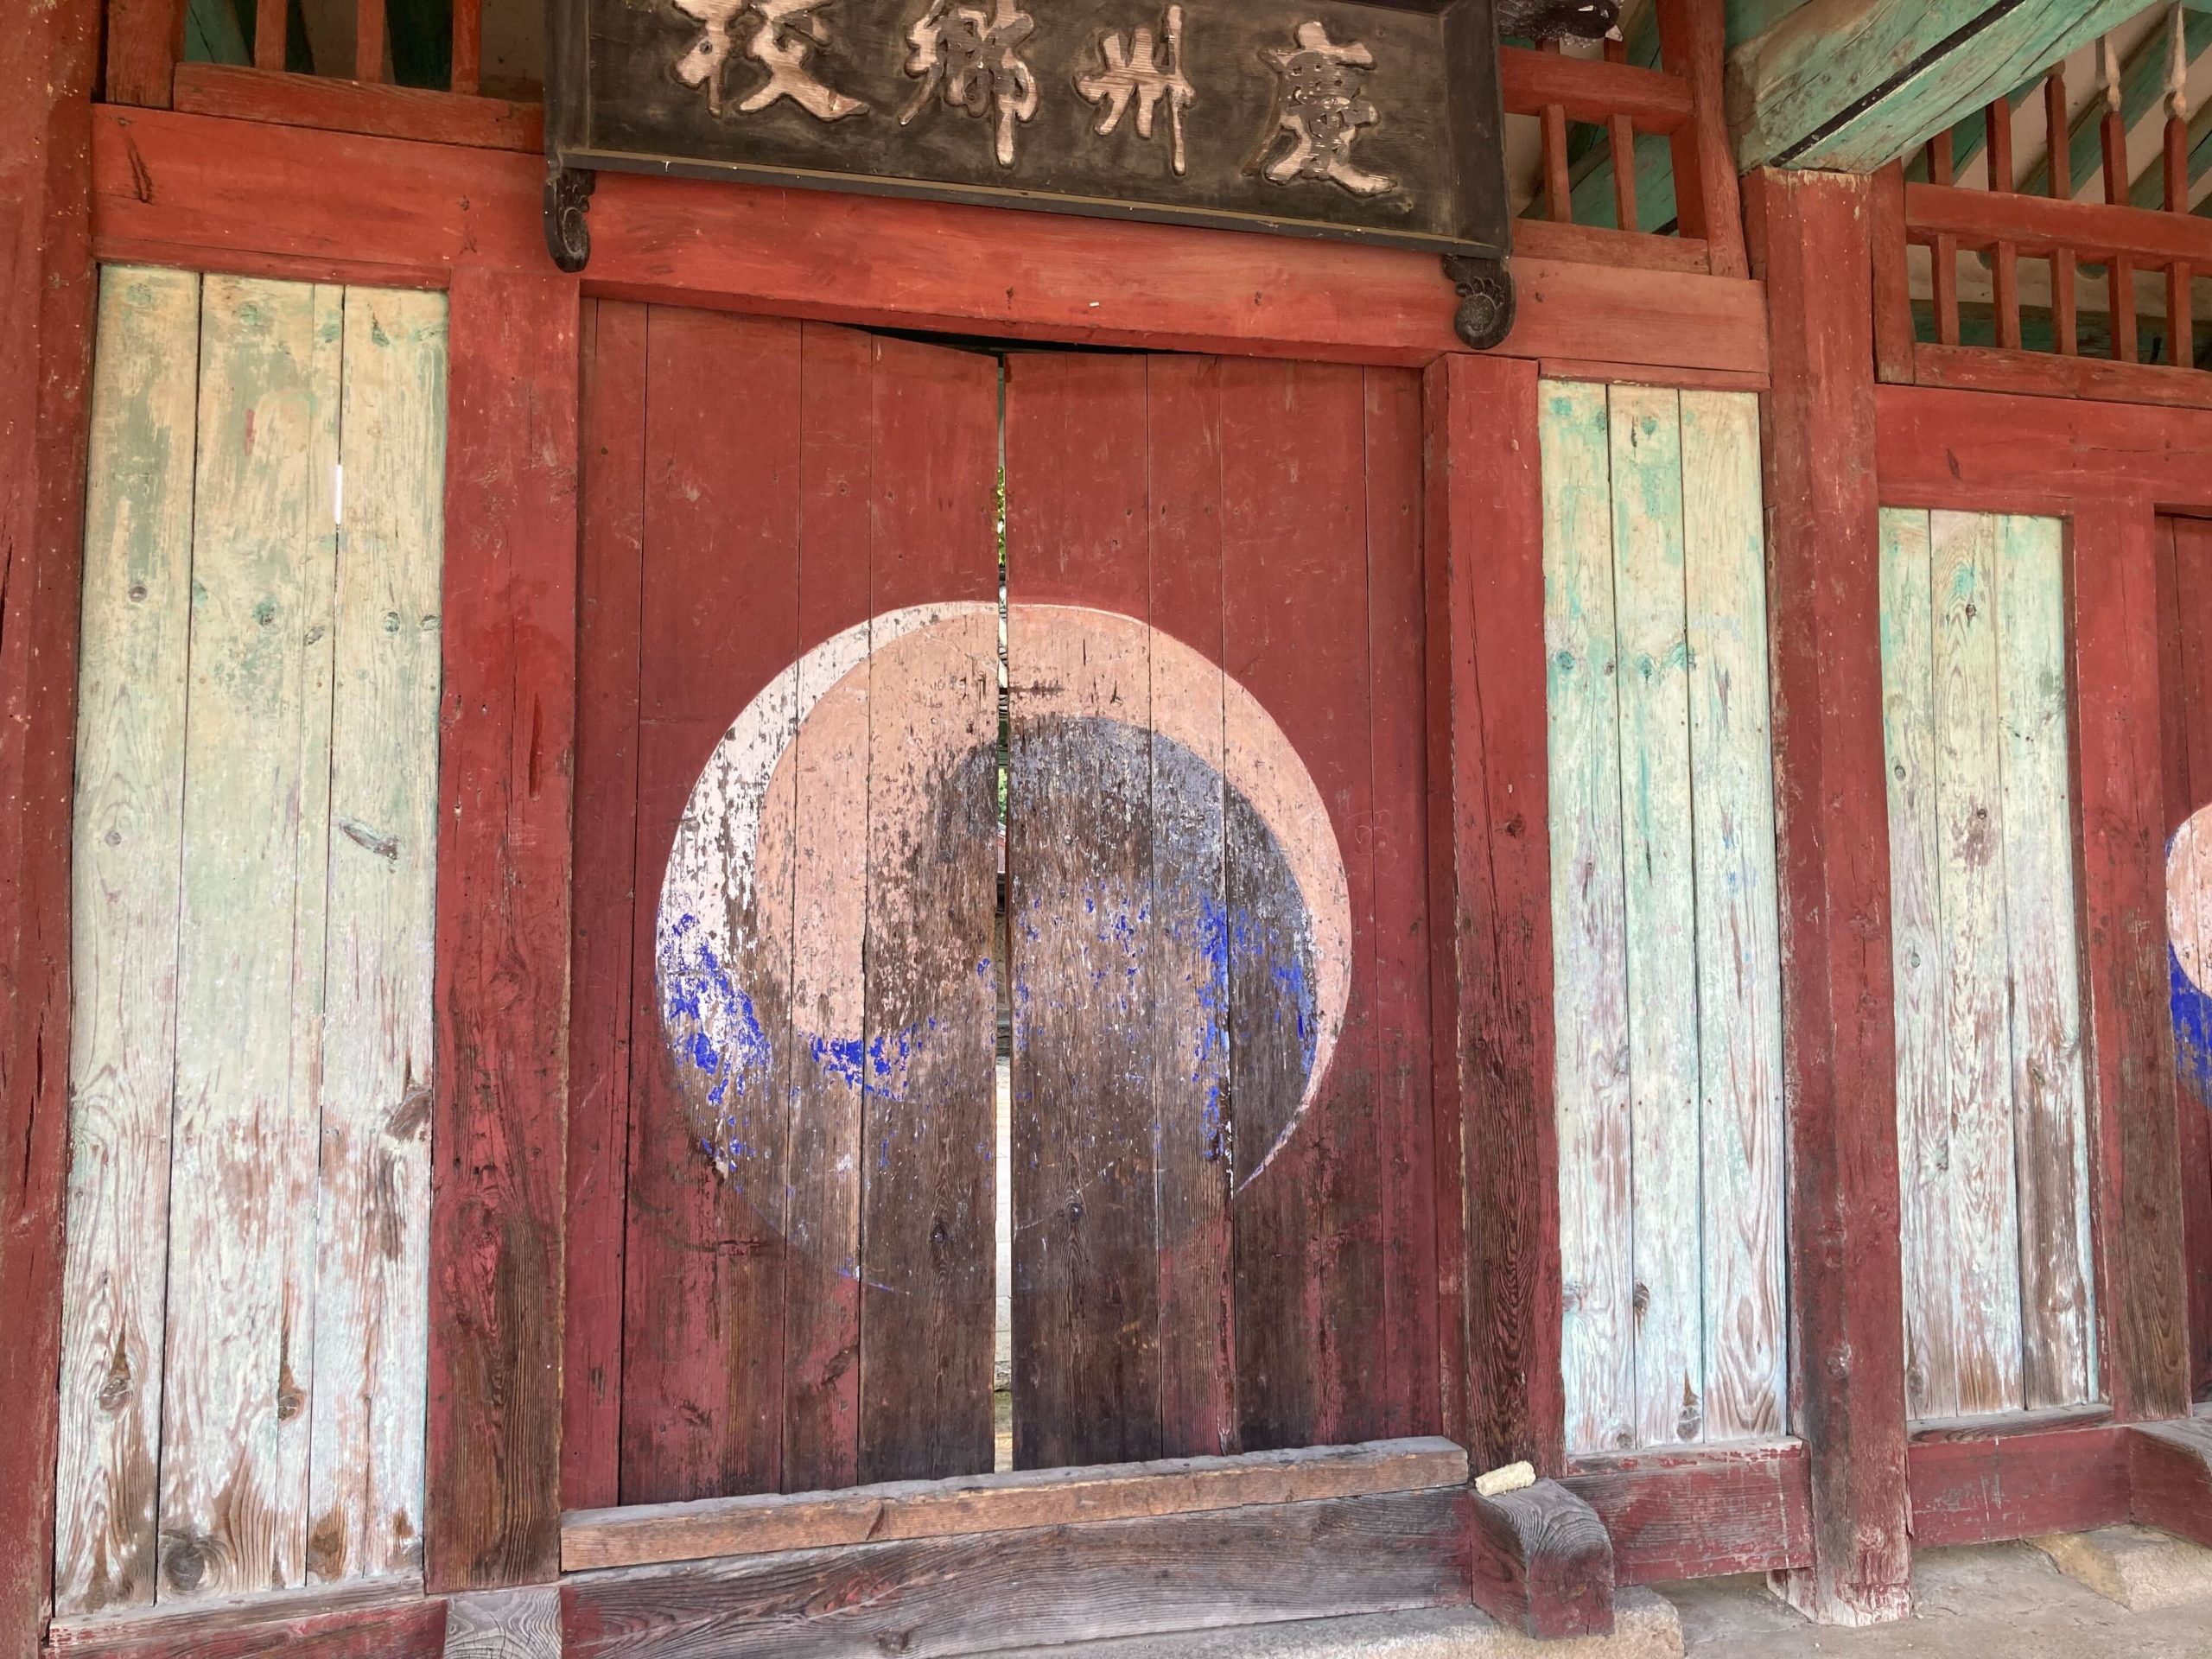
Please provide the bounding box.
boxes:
[1679,390,1787,1444]
[1548,382,1788,1454]
[56,266,204,1617]
[1606,386,1703,1449]
[1993,514,2095,1411]
[1541,381,1636,1457]
[306,288,447,1583]
[62,272,448,1606]
[1883,507,2094,1422]
[158,275,342,1600]
[1880,508,1955,1421]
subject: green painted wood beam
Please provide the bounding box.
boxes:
[1730,0,2145,173]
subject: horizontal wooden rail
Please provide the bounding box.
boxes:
[1498,45,1694,130]
[170,63,542,150]
[1905,180,2212,271]
[563,1438,1469,1573]
[1560,1443,1812,1585]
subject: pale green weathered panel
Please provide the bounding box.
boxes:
[307,287,447,1585]
[1734,0,2145,174]
[1680,390,1787,1444]
[1926,509,2024,1418]
[1880,507,1951,1421]
[1607,385,1704,1449]
[159,275,342,1600]
[1993,513,2096,1410]
[56,265,203,1618]
[1542,379,1637,1458]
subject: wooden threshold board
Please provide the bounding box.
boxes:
[563,1437,1469,1573]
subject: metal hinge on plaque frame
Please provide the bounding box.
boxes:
[545,165,596,273]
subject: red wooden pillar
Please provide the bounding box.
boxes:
[2071,498,2192,1426]
[0,0,100,1650]
[1422,353,1563,1475]
[1746,168,1913,1626]
[427,264,582,1593]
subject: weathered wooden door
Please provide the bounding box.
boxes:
[569,311,1440,1507]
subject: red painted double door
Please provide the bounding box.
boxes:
[566,303,1443,1508]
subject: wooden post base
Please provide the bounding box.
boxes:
[2131,1419,2212,1549]
[1465,1479,1616,1640]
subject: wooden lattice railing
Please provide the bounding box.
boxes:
[1872,24,2210,407]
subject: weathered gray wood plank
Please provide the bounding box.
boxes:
[56,264,204,1618]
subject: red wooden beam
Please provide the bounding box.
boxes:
[1465,1481,1614,1639]
[2071,496,2193,1427]
[48,1594,448,1659]
[1906,181,2212,270]
[2130,1420,2212,1548]
[1745,166,1913,1627]
[1873,385,2212,513]
[1561,1445,1813,1586]
[1497,45,1693,130]
[1909,343,2212,413]
[0,0,99,1648]
[105,0,186,106]
[425,264,582,1592]
[169,64,543,152]
[1907,1422,2131,1548]
[86,108,1770,377]
[1421,353,1562,1473]
[1657,0,1747,278]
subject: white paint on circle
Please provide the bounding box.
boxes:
[2174,805,2212,995]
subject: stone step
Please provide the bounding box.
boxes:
[2032,1524,2212,1611]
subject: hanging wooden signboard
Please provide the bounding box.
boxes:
[543,0,1518,345]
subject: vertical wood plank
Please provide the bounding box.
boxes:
[1146,355,1236,1461]
[1541,379,1634,1459]
[105,0,186,105]
[1004,353,1163,1471]
[54,265,200,1618]
[2071,498,2190,1426]
[0,0,100,1639]
[1927,509,2023,1418]
[1363,365,1438,1442]
[779,321,879,1497]
[1749,167,1912,1625]
[1656,0,1748,278]
[855,334,1000,1484]
[1425,353,1561,1474]
[1679,389,1787,1444]
[160,274,340,1603]
[1608,385,1702,1450]
[426,264,577,1592]
[308,285,446,1585]
[620,309,801,1506]
[1993,514,2096,1410]
[1879,507,1949,1422]
[2165,517,2212,1402]
[563,301,645,1514]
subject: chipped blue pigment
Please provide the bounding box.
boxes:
[2175,946,2212,1098]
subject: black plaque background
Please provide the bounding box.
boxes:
[550,0,1508,257]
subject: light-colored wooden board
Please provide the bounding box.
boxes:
[158,274,342,1600]
[1541,380,1635,1458]
[1679,390,1787,1444]
[1993,513,2096,1411]
[562,1438,1469,1573]
[443,1586,561,1658]
[55,265,204,1618]
[1927,509,2024,1419]
[1881,507,1951,1422]
[1606,385,1703,1450]
[307,287,447,1584]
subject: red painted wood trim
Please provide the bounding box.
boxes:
[1465,1481,1614,1639]
[105,0,185,107]
[1906,1424,2131,1548]
[170,65,544,152]
[1533,358,1767,391]
[1910,342,2212,411]
[1421,354,1562,1474]
[0,0,99,1648]
[2070,497,2193,1425]
[426,264,582,1592]
[1874,385,2212,513]
[1655,0,1746,278]
[1497,46,1693,130]
[1906,181,2212,268]
[1745,167,1913,1625]
[48,1597,448,1659]
[1516,219,1713,275]
[1560,1445,1814,1586]
[86,109,1770,377]
[1869,164,1915,385]
[2129,1420,2212,1548]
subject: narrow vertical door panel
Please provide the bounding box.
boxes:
[1680,391,1787,1443]
[160,275,341,1600]
[55,265,202,1618]
[2164,518,2212,1401]
[308,287,446,1585]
